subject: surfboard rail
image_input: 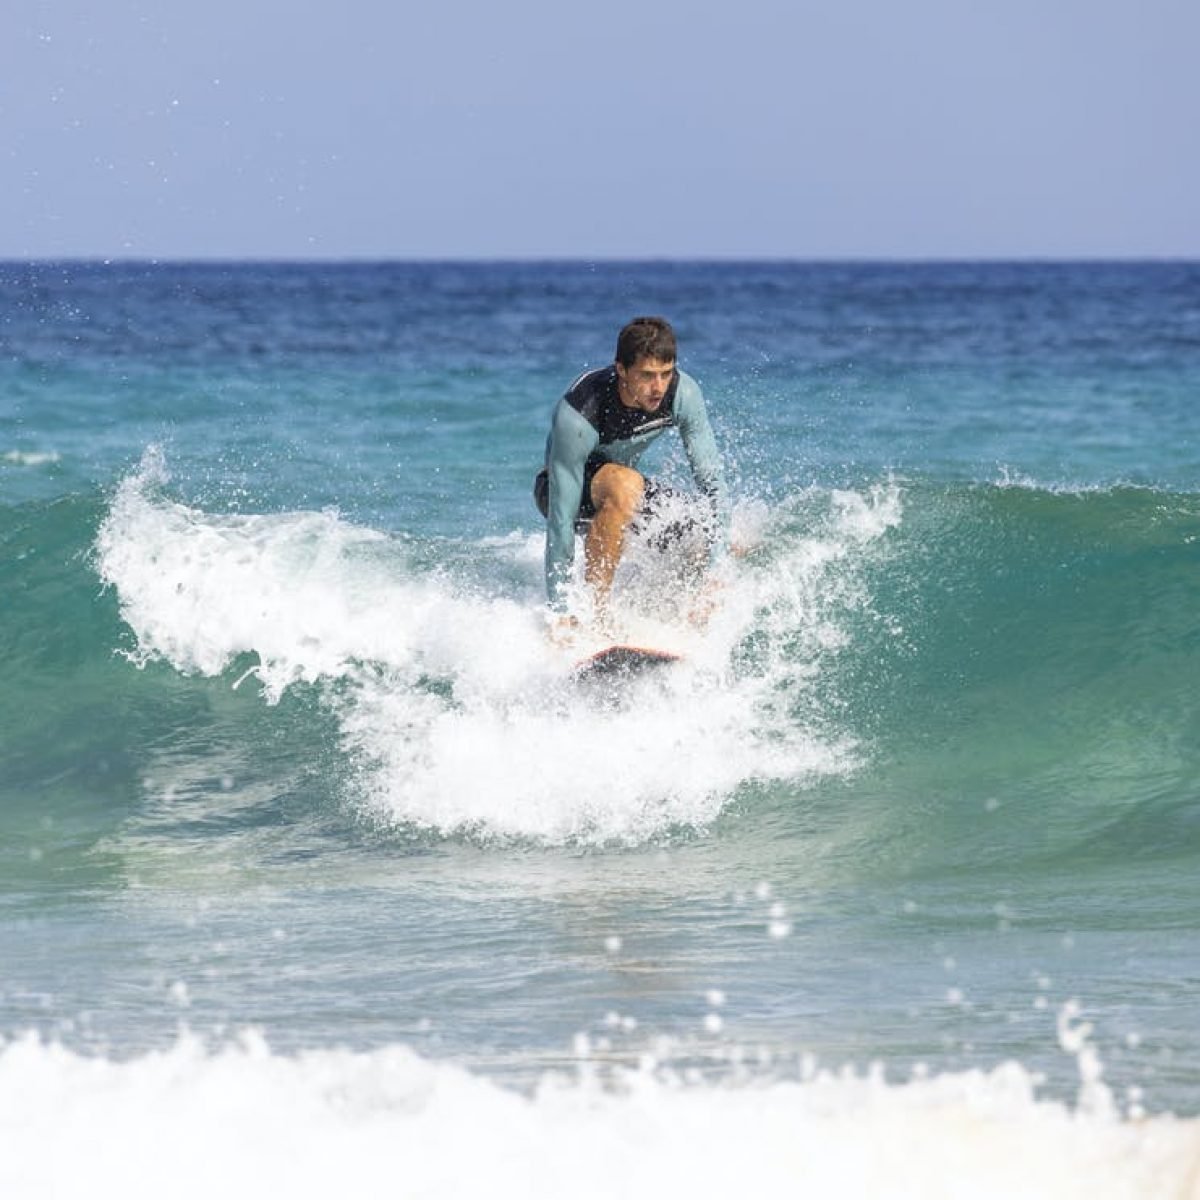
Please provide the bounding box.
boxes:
[572,643,683,681]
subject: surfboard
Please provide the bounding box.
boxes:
[573,644,682,681]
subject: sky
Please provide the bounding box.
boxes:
[3,0,1197,259]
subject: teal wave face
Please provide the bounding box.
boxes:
[0,493,140,886]
[815,482,1200,879]
[0,494,351,889]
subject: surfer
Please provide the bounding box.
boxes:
[534,316,729,629]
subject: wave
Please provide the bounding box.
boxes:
[87,449,882,846]
[815,477,1200,879]
[5,452,1198,862]
[1,1023,1196,1200]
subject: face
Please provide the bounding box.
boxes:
[616,355,675,413]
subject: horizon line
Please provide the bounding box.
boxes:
[2,253,1198,267]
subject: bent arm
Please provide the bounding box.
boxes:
[675,373,731,561]
[545,401,599,610]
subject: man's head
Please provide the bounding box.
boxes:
[615,316,676,413]
[615,316,677,369]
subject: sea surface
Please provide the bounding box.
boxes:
[2,260,1199,1196]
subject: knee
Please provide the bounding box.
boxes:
[592,465,644,520]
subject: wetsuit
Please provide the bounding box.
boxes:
[534,364,729,611]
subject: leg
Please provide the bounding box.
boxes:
[584,463,645,612]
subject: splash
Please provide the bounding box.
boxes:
[95,450,898,844]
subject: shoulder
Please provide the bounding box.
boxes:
[564,365,616,415]
[550,390,601,451]
[673,369,707,412]
[557,365,616,430]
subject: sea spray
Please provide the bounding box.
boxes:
[94,450,898,843]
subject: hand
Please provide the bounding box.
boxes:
[687,578,722,627]
[546,613,581,647]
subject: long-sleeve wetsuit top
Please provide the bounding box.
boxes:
[542,364,729,610]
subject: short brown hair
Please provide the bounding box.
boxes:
[615,316,676,367]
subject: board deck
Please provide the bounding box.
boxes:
[573,643,683,681]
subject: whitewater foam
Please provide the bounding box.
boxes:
[94,450,902,844]
[1,1031,1195,1200]
[1,449,61,467]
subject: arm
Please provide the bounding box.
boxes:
[544,400,600,610]
[674,372,731,562]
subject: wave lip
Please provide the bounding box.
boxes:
[94,445,404,695]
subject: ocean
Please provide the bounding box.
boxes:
[2,260,1199,1196]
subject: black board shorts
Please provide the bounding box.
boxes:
[533,456,607,524]
[533,459,705,547]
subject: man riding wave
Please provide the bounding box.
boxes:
[534,316,729,627]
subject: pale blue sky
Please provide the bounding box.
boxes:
[4,0,1197,258]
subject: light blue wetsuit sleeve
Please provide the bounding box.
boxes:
[545,399,600,610]
[674,372,731,562]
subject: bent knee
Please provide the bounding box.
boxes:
[591,464,645,518]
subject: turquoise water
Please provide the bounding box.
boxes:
[2,262,1200,1195]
